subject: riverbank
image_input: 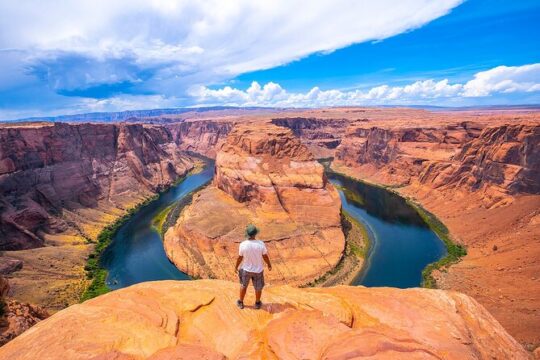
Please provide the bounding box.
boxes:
[152,159,208,237]
[80,194,159,301]
[328,163,464,289]
[81,158,205,301]
[303,210,370,287]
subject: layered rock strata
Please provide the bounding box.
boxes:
[333,122,540,348]
[0,122,194,250]
[164,123,345,285]
[0,280,530,359]
[0,122,194,310]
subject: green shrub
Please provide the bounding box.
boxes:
[411,202,467,288]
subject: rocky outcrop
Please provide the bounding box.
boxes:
[164,123,345,285]
[0,275,49,346]
[0,122,194,250]
[419,125,540,195]
[0,280,530,359]
[271,117,349,158]
[167,120,234,158]
[334,123,539,201]
[334,122,482,186]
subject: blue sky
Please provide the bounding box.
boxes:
[0,0,539,120]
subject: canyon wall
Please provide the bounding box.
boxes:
[166,120,234,158]
[0,122,194,250]
[271,117,349,158]
[332,120,540,348]
[0,280,529,359]
[0,122,194,310]
[164,123,345,285]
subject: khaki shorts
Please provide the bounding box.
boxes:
[238,269,265,291]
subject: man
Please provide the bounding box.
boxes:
[235,224,272,309]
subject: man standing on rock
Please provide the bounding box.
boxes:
[235,224,272,309]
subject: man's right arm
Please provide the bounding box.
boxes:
[263,254,272,271]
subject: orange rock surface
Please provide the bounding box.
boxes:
[0,280,529,359]
[164,123,345,285]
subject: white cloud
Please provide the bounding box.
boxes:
[192,64,540,107]
[462,64,540,97]
[0,0,463,97]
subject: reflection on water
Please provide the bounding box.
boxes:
[329,172,446,288]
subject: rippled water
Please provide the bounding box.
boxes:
[102,164,445,290]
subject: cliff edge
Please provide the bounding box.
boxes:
[0,280,529,359]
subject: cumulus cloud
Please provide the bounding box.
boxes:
[0,1,462,103]
[192,64,540,107]
[462,64,540,97]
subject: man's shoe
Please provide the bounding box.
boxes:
[255,300,262,309]
[236,300,244,309]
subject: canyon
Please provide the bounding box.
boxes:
[0,107,538,354]
[164,123,346,285]
[0,279,529,359]
[0,122,195,310]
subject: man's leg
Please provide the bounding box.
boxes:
[254,271,264,309]
[255,289,262,302]
[237,269,247,309]
[239,286,247,302]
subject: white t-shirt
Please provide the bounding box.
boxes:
[239,240,268,273]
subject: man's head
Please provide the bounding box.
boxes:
[245,224,259,239]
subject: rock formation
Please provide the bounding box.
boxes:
[0,122,194,310]
[332,120,540,347]
[0,280,529,359]
[164,123,345,285]
[271,117,349,158]
[0,122,194,250]
[0,275,48,346]
[167,119,234,158]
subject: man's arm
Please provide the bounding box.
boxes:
[235,256,243,272]
[263,254,272,271]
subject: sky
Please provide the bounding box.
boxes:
[0,0,539,120]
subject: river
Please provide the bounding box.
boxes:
[102,163,446,289]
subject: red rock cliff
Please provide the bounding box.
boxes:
[0,122,194,250]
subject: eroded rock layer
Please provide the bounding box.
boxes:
[0,122,194,310]
[331,119,540,347]
[164,123,345,285]
[0,122,194,250]
[0,280,529,359]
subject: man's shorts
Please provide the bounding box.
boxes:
[238,269,265,291]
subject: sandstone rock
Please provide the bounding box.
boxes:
[0,257,23,275]
[0,122,194,250]
[167,119,234,158]
[0,280,529,359]
[0,299,49,346]
[0,275,49,346]
[164,123,345,285]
